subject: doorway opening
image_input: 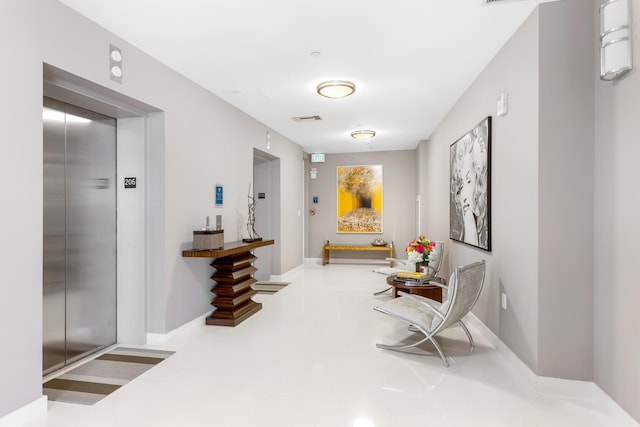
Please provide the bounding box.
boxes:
[42,64,164,373]
[252,148,280,279]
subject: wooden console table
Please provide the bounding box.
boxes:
[182,239,274,326]
[322,243,393,266]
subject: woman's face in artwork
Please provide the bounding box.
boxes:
[459,154,477,216]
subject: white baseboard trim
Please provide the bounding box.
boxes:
[304,257,388,266]
[0,396,47,427]
[146,311,210,347]
[534,375,595,399]
[271,263,305,281]
[465,312,535,383]
[592,384,640,425]
[465,313,639,426]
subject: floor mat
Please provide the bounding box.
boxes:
[252,281,290,294]
[43,347,174,405]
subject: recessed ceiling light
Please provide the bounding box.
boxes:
[110,50,122,62]
[351,130,376,140]
[317,80,356,98]
[111,66,122,78]
[109,44,122,83]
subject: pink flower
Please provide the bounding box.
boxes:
[406,237,435,260]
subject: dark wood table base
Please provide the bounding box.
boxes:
[386,275,443,302]
[183,239,274,327]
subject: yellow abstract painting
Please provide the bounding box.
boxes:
[337,165,383,233]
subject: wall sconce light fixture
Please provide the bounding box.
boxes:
[600,0,633,81]
[110,44,123,83]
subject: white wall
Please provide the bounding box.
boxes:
[537,1,594,380]
[420,0,640,421]
[306,150,417,260]
[0,0,44,415]
[117,117,148,344]
[593,0,640,421]
[419,8,541,370]
[0,0,303,418]
[272,138,301,274]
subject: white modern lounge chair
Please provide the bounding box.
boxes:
[372,241,445,295]
[374,260,485,367]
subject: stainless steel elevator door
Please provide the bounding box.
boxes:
[43,97,117,375]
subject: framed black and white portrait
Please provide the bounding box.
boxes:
[449,117,491,251]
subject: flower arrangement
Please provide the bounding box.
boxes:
[406,236,436,271]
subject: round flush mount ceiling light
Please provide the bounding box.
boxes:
[317,80,356,98]
[351,130,376,140]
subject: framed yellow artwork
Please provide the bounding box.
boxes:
[336,165,383,233]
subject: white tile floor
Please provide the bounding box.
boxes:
[20,263,639,427]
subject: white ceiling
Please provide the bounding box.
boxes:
[60,0,557,154]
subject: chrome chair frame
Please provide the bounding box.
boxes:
[374,260,486,367]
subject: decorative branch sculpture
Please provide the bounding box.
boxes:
[242,183,262,242]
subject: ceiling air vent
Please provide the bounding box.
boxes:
[291,115,323,122]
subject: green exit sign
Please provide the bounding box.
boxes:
[310,153,325,163]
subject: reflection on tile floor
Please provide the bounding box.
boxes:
[20,263,639,427]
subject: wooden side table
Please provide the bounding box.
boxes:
[386,275,443,302]
[183,239,274,326]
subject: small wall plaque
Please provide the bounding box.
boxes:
[124,177,136,188]
[215,185,223,206]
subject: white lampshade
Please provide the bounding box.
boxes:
[600,0,633,81]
